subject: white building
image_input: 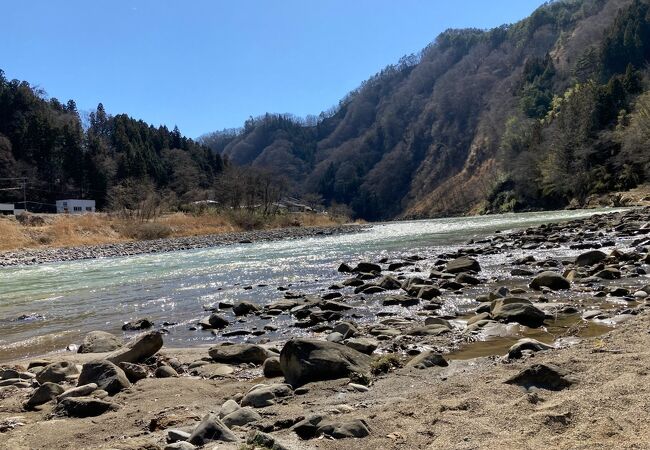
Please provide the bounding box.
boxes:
[56,199,96,214]
[0,203,14,215]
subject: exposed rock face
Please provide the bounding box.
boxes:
[78,331,123,353]
[280,339,371,387]
[107,331,163,365]
[529,272,571,290]
[77,361,131,395]
[208,343,274,365]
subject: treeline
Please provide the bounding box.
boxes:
[0,73,291,213]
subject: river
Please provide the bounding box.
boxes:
[0,208,624,362]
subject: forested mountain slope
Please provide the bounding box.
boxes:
[202,0,650,219]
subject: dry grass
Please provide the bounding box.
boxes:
[0,210,348,252]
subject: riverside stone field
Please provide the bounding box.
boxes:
[1,207,650,449]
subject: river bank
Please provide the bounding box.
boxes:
[0,207,648,449]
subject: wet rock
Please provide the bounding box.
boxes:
[407,351,448,369]
[456,273,481,285]
[36,361,79,384]
[233,301,260,316]
[321,300,353,311]
[530,272,570,291]
[338,263,353,273]
[575,250,607,266]
[54,396,119,418]
[107,331,164,365]
[241,383,293,408]
[57,383,98,401]
[118,362,148,382]
[0,369,34,380]
[78,331,123,353]
[417,286,441,300]
[355,285,386,295]
[508,338,554,359]
[382,295,420,307]
[322,291,343,300]
[378,275,402,290]
[406,324,451,336]
[122,318,153,331]
[511,268,534,276]
[280,339,371,387]
[505,363,574,391]
[344,338,378,355]
[594,268,621,280]
[77,360,130,395]
[263,357,283,378]
[222,406,262,427]
[353,262,381,273]
[203,313,229,329]
[188,414,238,445]
[332,321,358,339]
[208,343,274,365]
[24,382,64,409]
[445,257,480,274]
[491,298,546,328]
[388,262,413,271]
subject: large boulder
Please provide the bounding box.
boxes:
[36,361,79,384]
[54,396,119,418]
[107,331,163,365]
[221,407,262,427]
[77,360,130,395]
[529,271,570,291]
[188,414,238,445]
[24,382,65,409]
[445,257,480,274]
[208,343,274,365]
[78,331,123,353]
[575,250,607,266]
[280,339,371,387]
[490,298,546,328]
[233,301,261,316]
[317,418,370,439]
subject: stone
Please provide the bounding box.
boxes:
[164,443,196,450]
[322,291,343,300]
[575,250,607,266]
[218,399,241,418]
[317,418,370,439]
[24,382,64,409]
[78,331,123,353]
[122,318,153,331]
[77,360,130,395]
[233,301,260,316]
[445,257,480,274]
[262,357,283,378]
[222,407,262,427]
[406,324,451,336]
[246,430,289,450]
[594,268,621,279]
[508,338,554,359]
[378,275,402,290]
[240,383,293,408]
[407,351,448,369]
[530,272,570,291]
[188,414,238,445]
[490,298,546,328]
[118,362,148,382]
[0,369,34,380]
[57,383,98,401]
[36,361,79,384]
[207,314,229,329]
[338,263,353,273]
[54,396,119,417]
[155,365,178,378]
[353,262,381,273]
[417,286,441,300]
[107,331,164,365]
[292,414,325,439]
[208,343,274,365]
[280,339,372,387]
[505,363,574,391]
[456,273,481,285]
[332,321,358,339]
[344,338,378,355]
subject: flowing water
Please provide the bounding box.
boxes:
[0,208,626,362]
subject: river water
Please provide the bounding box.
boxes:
[0,208,624,362]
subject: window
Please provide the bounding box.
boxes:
[73,206,82,212]
[86,207,92,211]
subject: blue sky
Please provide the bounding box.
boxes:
[1,1,546,138]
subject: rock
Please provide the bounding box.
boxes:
[575,250,607,266]
[317,418,370,439]
[54,396,119,417]
[327,332,345,343]
[24,382,65,409]
[511,268,534,276]
[292,414,325,439]
[57,383,98,401]
[378,275,402,290]
[594,268,621,280]
[445,257,480,274]
[344,338,378,355]
[122,318,153,331]
[407,351,449,369]
[222,407,262,427]
[118,362,148,382]
[417,286,441,300]
[406,324,451,336]
[0,369,34,380]
[207,314,229,329]
[338,263,353,273]
[382,295,420,307]
[218,399,241,418]
[166,428,192,443]
[456,273,481,285]
[508,338,554,359]
[263,357,283,378]
[322,291,343,300]
[208,343,274,365]
[164,443,196,450]
[188,414,238,445]
[280,339,372,387]
[78,331,123,353]
[107,331,163,365]
[77,360,130,395]
[505,363,574,391]
[246,430,289,450]
[530,272,570,291]
[155,365,178,378]
[191,363,235,378]
[240,383,293,408]
[353,262,381,273]
[36,361,79,384]
[491,298,546,328]
[332,321,358,339]
[233,301,260,316]
[467,312,491,325]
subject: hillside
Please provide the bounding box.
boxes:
[201,0,650,220]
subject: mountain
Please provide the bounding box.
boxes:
[201,0,650,219]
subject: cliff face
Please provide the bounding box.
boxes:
[203,0,649,219]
